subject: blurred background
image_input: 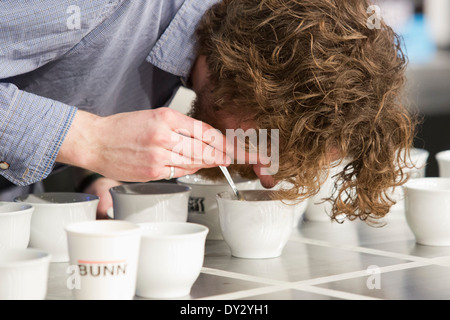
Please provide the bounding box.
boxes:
[373,0,450,177]
[44,0,450,191]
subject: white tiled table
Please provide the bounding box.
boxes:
[46,212,450,300]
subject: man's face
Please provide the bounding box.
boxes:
[188,56,277,188]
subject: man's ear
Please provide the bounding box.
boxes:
[190,55,210,94]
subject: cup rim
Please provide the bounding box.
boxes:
[14,192,99,206]
[0,202,34,217]
[436,150,450,161]
[177,174,257,186]
[216,190,281,203]
[109,182,191,195]
[138,222,209,239]
[410,147,429,155]
[65,220,141,238]
[404,177,450,192]
[0,248,51,268]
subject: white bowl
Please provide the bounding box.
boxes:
[110,183,191,223]
[177,174,257,240]
[0,202,34,249]
[15,193,98,262]
[291,199,308,227]
[0,248,51,300]
[404,178,450,246]
[217,190,294,259]
[136,222,208,299]
[256,180,309,227]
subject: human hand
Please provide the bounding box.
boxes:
[57,107,232,182]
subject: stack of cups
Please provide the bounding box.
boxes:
[0,202,51,300]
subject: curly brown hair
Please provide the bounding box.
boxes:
[193,0,418,224]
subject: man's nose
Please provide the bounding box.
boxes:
[252,163,277,189]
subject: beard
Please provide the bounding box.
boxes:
[195,165,258,182]
[187,87,259,182]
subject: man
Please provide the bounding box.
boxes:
[0,0,230,215]
[0,0,416,223]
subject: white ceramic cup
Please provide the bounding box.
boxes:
[256,180,309,227]
[110,183,191,223]
[0,202,34,249]
[304,163,347,222]
[403,178,450,246]
[436,150,450,178]
[389,148,430,215]
[65,220,142,300]
[136,222,208,299]
[15,193,98,262]
[407,148,430,179]
[217,190,294,259]
[0,248,51,300]
[177,174,257,240]
[292,199,309,227]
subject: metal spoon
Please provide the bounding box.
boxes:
[219,166,245,200]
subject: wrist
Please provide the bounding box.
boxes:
[56,110,102,172]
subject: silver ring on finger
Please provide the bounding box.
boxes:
[166,166,175,180]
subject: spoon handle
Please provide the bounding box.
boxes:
[219,166,244,200]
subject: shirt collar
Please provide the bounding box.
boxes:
[146,0,220,80]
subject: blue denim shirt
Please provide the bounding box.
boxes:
[0,0,219,186]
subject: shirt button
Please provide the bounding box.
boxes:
[0,162,10,170]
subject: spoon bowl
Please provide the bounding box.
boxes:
[219,166,245,200]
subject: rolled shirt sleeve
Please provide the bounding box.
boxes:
[0,0,123,185]
[0,83,77,186]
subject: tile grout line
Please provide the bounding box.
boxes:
[198,236,450,300]
[293,236,450,269]
[197,281,382,301]
[430,256,450,267]
[291,236,436,263]
[291,260,431,286]
[197,285,287,300]
[201,267,287,286]
[199,259,432,300]
[293,285,382,300]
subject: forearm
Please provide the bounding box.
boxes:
[56,110,102,173]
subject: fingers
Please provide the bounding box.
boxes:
[161,108,233,156]
[154,108,232,166]
[157,148,229,171]
[164,166,200,180]
[162,109,271,166]
[167,132,231,166]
